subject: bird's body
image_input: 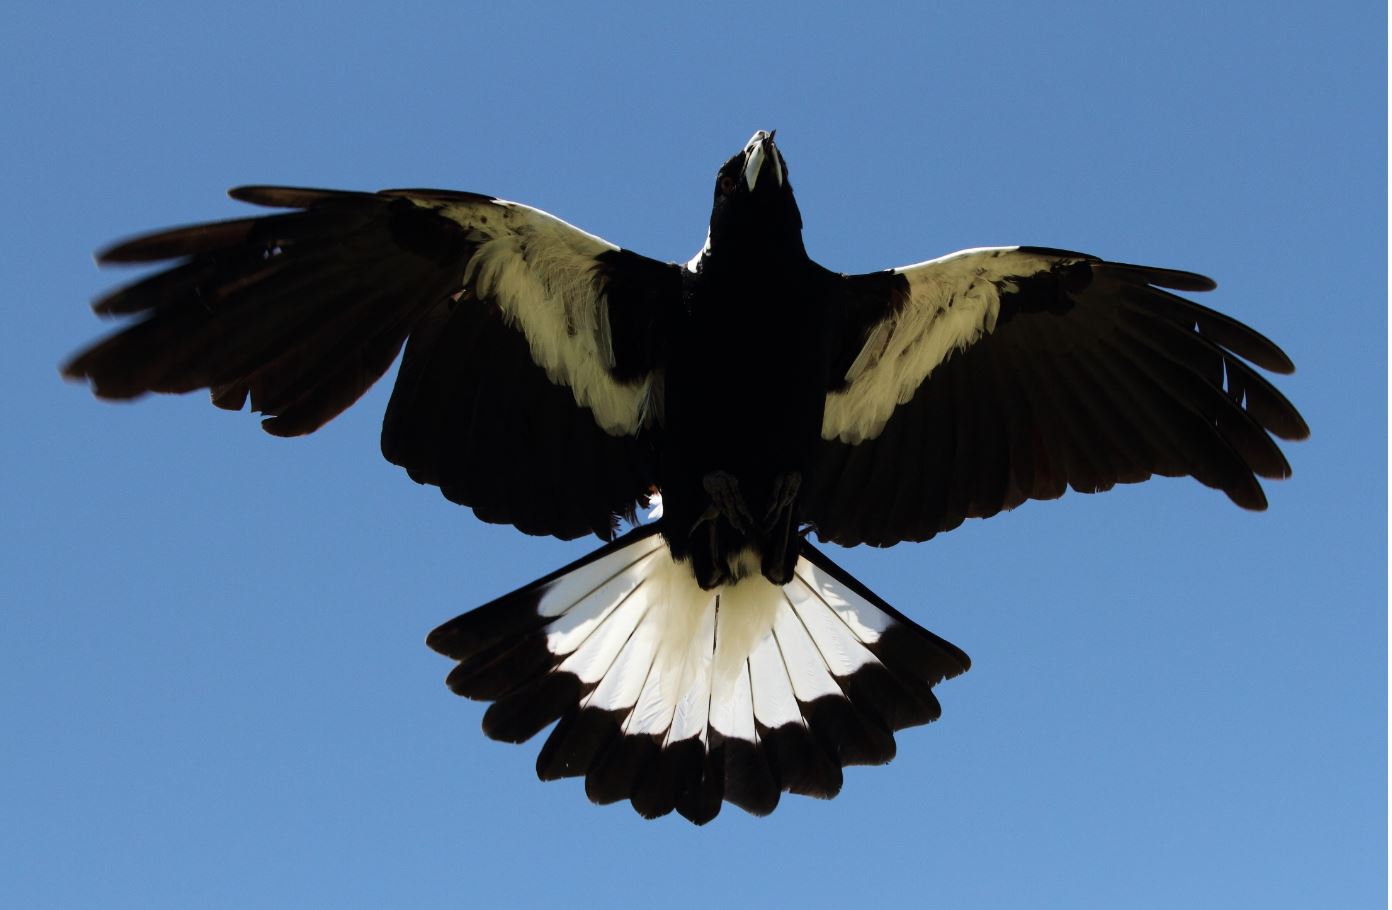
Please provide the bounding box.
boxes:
[64,131,1307,824]
[663,177,829,586]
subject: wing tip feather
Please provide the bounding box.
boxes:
[1096,260,1218,293]
[227,185,368,208]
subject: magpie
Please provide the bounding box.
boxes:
[64,130,1308,824]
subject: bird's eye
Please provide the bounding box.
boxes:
[718,174,737,195]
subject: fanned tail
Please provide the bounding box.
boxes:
[427,525,969,824]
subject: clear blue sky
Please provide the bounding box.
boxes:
[4,2,1385,907]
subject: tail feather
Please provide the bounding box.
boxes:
[429,525,970,823]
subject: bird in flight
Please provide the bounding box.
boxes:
[64,130,1307,824]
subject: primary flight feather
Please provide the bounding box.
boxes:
[64,130,1308,823]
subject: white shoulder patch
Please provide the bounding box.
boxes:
[822,246,1074,444]
[420,196,650,436]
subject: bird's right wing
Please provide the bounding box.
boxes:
[805,247,1309,547]
[63,187,683,539]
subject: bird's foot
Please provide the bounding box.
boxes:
[699,470,757,536]
[759,471,802,583]
[762,471,802,531]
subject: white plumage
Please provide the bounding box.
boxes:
[429,196,652,435]
[823,246,1085,443]
[532,530,909,745]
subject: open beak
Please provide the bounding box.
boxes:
[741,129,783,191]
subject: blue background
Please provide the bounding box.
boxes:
[4,2,1385,907]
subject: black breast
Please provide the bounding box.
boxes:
[657,253,832,584]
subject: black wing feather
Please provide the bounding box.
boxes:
[809,252,1306,547]
[65,186,676,540]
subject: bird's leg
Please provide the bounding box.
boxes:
[762,471,801,530]
[760,471,802,584]
[687,515,727,590]
[700,470,757,536]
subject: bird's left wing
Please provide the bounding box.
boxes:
[805,247,1309,547]
[63,186,681,539]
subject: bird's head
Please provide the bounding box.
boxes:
[706,130,803,255]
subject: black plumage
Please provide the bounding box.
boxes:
[64,130,1306,823]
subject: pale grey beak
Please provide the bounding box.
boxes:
[741,130,783,191]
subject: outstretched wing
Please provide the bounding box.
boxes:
[63,186,682,540]
[805,247,1309,547]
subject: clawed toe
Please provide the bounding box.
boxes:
[700,470,757,535]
